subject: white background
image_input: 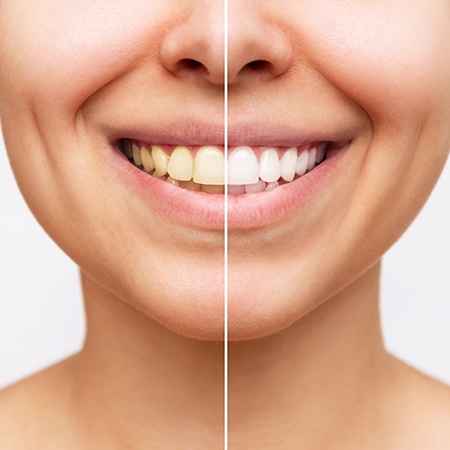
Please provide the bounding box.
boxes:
[0,135,449,389]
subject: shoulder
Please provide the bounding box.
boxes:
[385,361,450,450]
[0,357,80,450]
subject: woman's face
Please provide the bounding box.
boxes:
[1,0,449,340]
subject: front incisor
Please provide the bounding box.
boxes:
[193,146,225,185]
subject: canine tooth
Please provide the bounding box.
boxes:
[245,180,266,193]
[307,147,316,171]
[123,140,133,159]
[228,146,259,185]
[152,146,170,176]
[227,185,245,195]
[315,142,327,164]
[259,148,281,182]
[280,147,297,182]
[141,146,155,172]
[168,146,193,181]
[193,146,224,185]
[265,181,279,191]
[201,184,224,194]
[296,149,309,176]
[166,176,180,186]
[132,143,142,166]
[180,180,201,191]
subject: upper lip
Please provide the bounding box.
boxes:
[107,119,357,149]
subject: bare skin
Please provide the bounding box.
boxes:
[1,0,450,448]
[1,263,450,449]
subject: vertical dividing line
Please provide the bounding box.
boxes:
[223,0,229,447]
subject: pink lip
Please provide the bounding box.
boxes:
[108,140,350,231]
[106,118,357,149]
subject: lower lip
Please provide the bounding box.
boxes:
[109,144,350,230]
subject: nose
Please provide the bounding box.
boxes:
[160,2,292,86]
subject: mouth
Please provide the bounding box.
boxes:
[119,139,337,195]
[107,124,353,230]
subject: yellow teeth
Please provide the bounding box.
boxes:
[200,184,225,194]
[141,146,155,172]
[193,146,225,185]
[132,143,142,167]
[123,140,133,159]
[152,146,170,176]
[166,176,180,186]
[179,180,201,191]
[168,146,194,181]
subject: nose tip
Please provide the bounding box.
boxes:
[160,5,292,86]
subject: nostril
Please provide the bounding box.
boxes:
[178,58,205,71]
[245,59,271,71]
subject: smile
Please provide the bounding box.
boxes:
[121,139,331,195]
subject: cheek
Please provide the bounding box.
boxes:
[0,0,175,113]
[296,1,450,122]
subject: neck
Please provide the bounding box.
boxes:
[229,262,395,447]
[71,262,394,449]
[72,273,224,448]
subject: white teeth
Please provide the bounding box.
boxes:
[259,148,282,182]
[228,184,245,195]
[307,147,317,171]
[265,181,279,191]
[316,142,327,164]
[280,147,297,182]
[296,149,309,176]
[193,146,224,185]
[227,146,259,185]
[244,179,266,194]
[168,146,194,181]
[125,140,330,194]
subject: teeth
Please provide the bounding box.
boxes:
[193,146,225,185]
[141,146,155,172]
[280,147,297,182]
[296,149,308,176]
[307,147,317,171]
[179,180,201,191]
[168,146,194,181]
[152,146,170,176]
[244,180,266,194]
[123,140,133,159]
[166,176,180,186]
[228,184,245,195]
[132,143,142,167]
[265,181,279,191]
[201,184,224,194]
[227,146,259,185]
[316,142,327,164]
[259,149,281,182]
[124,139,330,195]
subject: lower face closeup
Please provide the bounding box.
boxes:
[0,0,449,340]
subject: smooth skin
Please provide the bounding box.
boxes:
[1,0,450,449]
